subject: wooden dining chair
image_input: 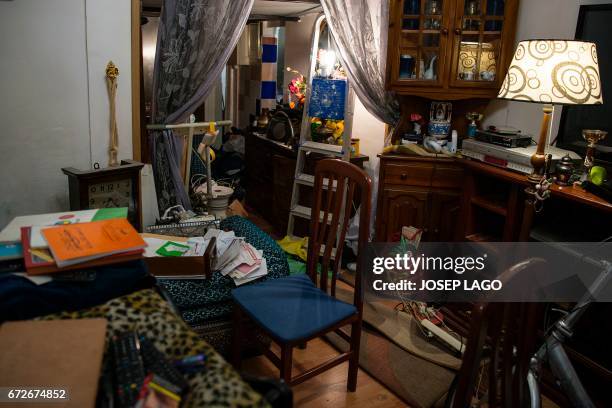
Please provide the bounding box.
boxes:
[448,258,546,408]
[231,158,372,391]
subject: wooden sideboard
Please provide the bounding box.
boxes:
[245,133,368,235]
[375,154,464,242]
[376,153,612,243]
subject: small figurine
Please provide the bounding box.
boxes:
[465,112,483,137]
[555,154,575,186]
[410,113,425,136]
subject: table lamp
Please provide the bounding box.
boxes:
[497,40,603,203]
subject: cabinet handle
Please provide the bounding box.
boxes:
[440,27,449,35]
[454,28,462,35]
[400,173,408,180]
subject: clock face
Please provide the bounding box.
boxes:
[88,179,133,209]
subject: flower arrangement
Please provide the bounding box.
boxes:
[286,67,306,109]
[310,117,345,145]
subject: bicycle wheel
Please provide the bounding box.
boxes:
[444,357,541,408]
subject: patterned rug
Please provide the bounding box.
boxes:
[327,285,459,407]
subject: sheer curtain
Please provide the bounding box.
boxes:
[320,0,399,242]
[150,0,254,213]
[320,0,399,132]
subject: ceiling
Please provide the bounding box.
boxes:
[142,0,321,17]
[252,1,320,17]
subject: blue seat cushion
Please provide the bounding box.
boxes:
[232,274,357,342]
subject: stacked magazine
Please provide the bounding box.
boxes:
[189,229,268,285]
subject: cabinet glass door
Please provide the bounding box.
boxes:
[451,0,505,86]
[396,0,449,85]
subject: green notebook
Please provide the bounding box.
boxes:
[92,207,128,221]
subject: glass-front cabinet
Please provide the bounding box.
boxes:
[387,0,519,99]
[395,0,451,86]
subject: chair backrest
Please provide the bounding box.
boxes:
[451,258,546,408]
[306,159,372,313]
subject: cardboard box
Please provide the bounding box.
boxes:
[144,237,216,279]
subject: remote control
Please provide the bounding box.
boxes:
[138,335,189,393]
[111,332,146,407]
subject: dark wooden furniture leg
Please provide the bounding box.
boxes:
[280,344,293,384]
[347,320,362,391]
[519,193,536,241]
[231,305,244,369]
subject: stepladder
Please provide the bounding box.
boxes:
[285,17,355,261]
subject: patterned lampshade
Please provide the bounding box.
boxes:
[498,40,603,105]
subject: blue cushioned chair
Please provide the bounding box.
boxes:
[231,159,372,391]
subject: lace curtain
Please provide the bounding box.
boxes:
[150,0,254,214]
[320,0,399,134]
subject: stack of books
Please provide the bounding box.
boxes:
[21,218,146,275]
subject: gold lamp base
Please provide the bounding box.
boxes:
[519,104,554,240]
[528,104,553,182]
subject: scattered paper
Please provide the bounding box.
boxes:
[156,241,191,257]
[183,239,207,257]
[200,229,237,256]
[143,238,171,257]
[12,272,53,285]
[143,228,269,285]
[219,242,261,276]
[231,257,268,286]
[214,238,244,271]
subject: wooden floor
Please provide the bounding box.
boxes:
[241,338,408,408]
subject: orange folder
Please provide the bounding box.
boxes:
[42,218,146,268]
[21,226,143,275]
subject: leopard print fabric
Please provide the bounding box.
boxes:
[38,289,269,408]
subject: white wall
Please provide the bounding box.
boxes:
[483,0,605,143]
[284,14,319,100]
[352,97,386,178]
[0,0,132,229]
[86,0,133,165]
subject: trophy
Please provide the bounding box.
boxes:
[582,129,607,175]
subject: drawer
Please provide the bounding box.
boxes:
[383,162,463,189]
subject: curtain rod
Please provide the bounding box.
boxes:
[146,120,232,130]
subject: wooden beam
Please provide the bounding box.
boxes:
[131,0,142,161]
